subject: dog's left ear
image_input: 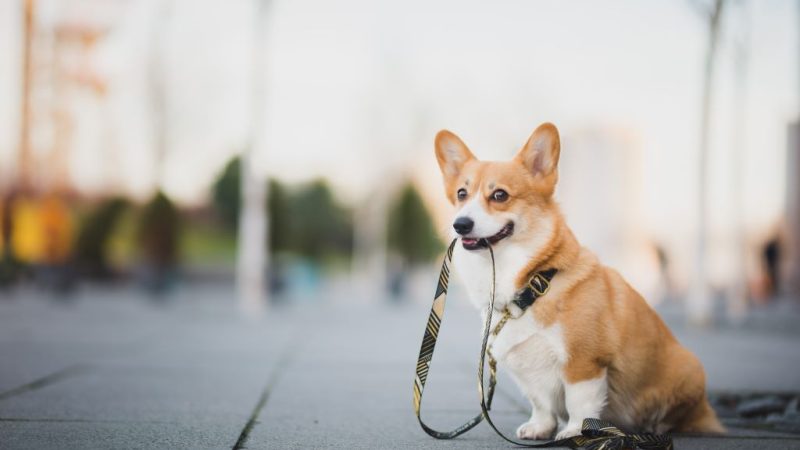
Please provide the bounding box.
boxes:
[515,123,560,193]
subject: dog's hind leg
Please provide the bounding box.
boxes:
[557,368,608,440]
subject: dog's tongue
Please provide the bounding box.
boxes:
[462,237,478,245]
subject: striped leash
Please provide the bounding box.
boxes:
[413,238,674,449]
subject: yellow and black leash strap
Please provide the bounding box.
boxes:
[414,239,674,449]
[413,239,490,438]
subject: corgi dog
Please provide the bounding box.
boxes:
[434,123,724,440]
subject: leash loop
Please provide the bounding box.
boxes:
[412,239,485,439]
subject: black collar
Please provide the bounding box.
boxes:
[509,268,558,312]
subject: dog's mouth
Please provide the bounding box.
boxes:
[461,222,514,251]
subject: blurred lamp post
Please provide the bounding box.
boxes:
[352,189,389,300]
[237,151,267,314]
[689,0,726,325]
[237,0,270,314]
[728,3,750,322]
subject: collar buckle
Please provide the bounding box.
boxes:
[528,272,551,296]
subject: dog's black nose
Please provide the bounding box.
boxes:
[453,217,474,235]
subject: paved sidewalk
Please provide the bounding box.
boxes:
[0,282,799,449]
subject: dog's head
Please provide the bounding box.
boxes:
[435,123,561,251]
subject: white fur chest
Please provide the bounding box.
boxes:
[487,312,567,366]
[452,242,568,416]
[452,243,532,311]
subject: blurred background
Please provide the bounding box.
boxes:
[1,0,798,322]
[1,1,800,447]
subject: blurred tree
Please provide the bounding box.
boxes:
[289,180,353,261]
[137,191,180,294]
[211,157,353,264]
[0,191,25,287]
[211,156,241,229]
[267,179,291,254]
[74,197,129,278]
[138,191,180,268]
[387,183,442,266]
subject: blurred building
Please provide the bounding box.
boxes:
[787,120,800,298]
[556,127,660,301]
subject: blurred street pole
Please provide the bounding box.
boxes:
[18,0,35,191]
[352,193,389,300]
[237,0,270,315]
[351,6,412,302]
[728,3,750,322]
[149,0,172,189]
[689,0,725,325]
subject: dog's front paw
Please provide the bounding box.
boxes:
[516,420,555,440]
[554,424,582,440]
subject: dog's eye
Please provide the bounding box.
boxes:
[491,189,508,202]
[457,188,468,201]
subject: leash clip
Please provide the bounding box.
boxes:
[528,273,551,296]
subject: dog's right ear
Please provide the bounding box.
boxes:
[435,130,475,181]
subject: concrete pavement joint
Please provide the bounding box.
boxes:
[231,387,270,450]
[0,364,90,403]
[231,338,303,450]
